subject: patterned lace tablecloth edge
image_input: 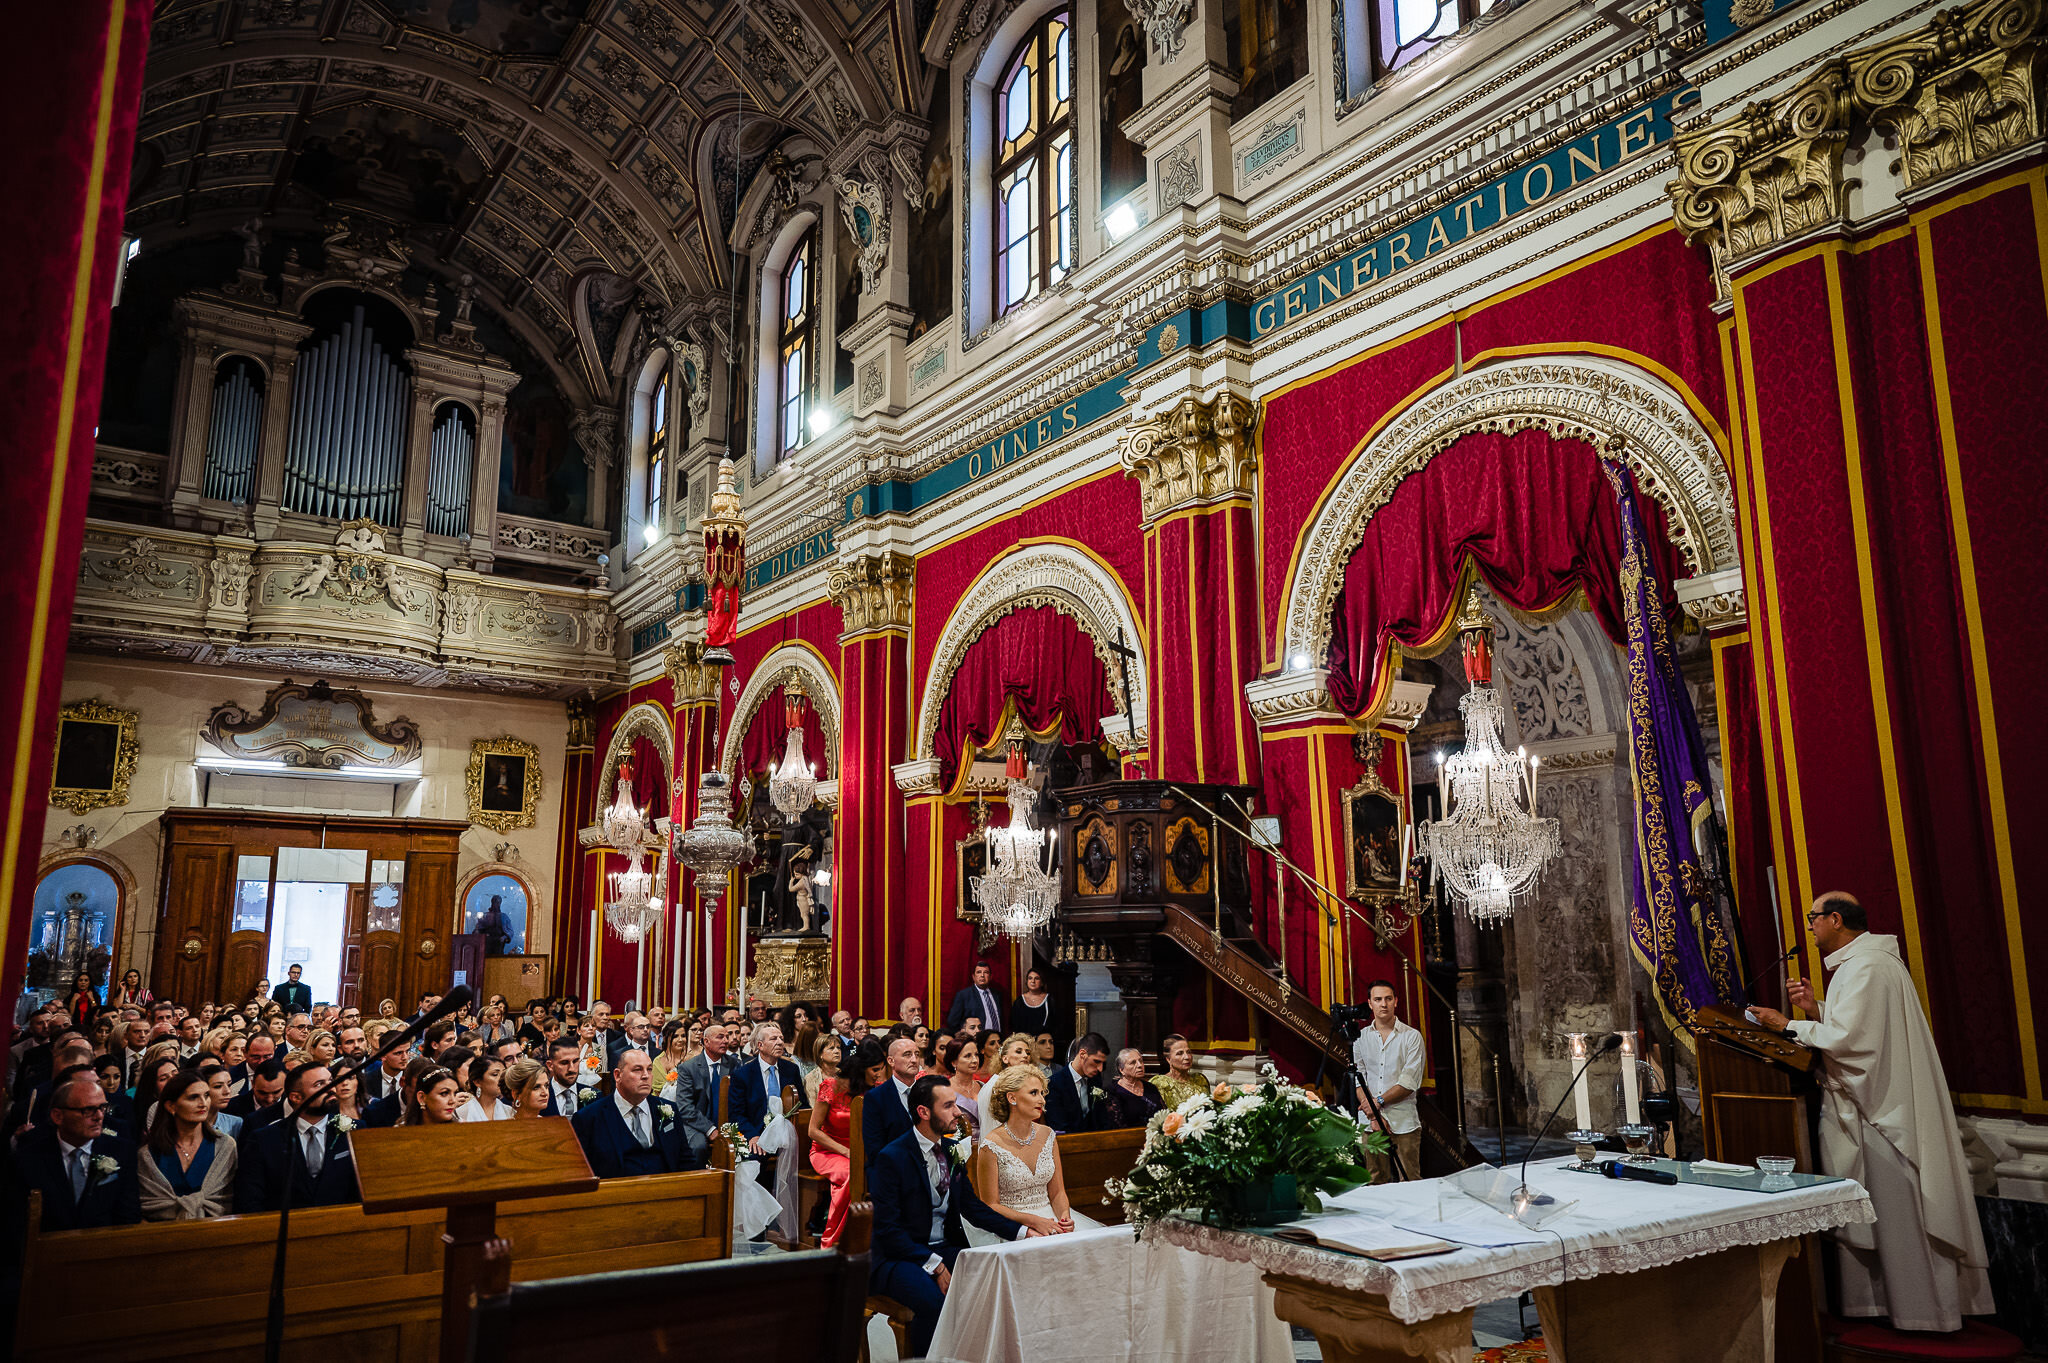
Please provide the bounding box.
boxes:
[1141,1194,1875,1324]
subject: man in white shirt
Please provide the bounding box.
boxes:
[543,1037,584,1117]
[1352,979,1425,1182]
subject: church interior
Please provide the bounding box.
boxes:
[3,0,2046,1357]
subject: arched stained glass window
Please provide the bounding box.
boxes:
[994,11,1073,316]
[779,229,816,454]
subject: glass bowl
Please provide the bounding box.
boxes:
[1755,1156,1796,1176]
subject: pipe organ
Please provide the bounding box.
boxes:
[201,356,263,504]
[283,304,411,525]
[424,402,475,538]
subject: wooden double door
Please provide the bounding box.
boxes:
[152,809,467,1011]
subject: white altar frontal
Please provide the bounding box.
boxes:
[1146,1158,1874,1363]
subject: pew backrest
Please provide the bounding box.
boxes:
[1055,1126,1146,1225]
[15,1168,735,1362]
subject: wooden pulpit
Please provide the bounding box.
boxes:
[1694,1002,1825,1363]
[350,1116,599,1363]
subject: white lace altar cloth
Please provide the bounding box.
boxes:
[1143,1156,1875,1325]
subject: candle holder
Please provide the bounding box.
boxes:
[1618,1123,1658,1164]
[1565,1129,1604,1172]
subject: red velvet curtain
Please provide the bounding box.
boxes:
[626,734,668,819]
[738,685,830,780]
[1325,431,1684,713]
[934,605,1110,781]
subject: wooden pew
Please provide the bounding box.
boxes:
[14,1169,735,1363]
[1053,1126,1146,1225]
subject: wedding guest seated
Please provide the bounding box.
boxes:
[195,1059,241,1141]
[7,1073,140,1229]
[139,1070,238,1220]
[361,1039,409,1106]
[868,1075,1027,1356]
[1033,1033,1057,1072]
[406,1067,463,1126]
[542,1037,590,1118]
[328,1068,365,1126]
[362,1056,433,1128]
[862,1034,923,1170]
[670,1021,738,1164]
[1044,1033,1110,1133]
[516,1001,551,1052]
[650,1018,694,1093]
[944,1037,985,1134]
[571,1049,700,1178]
[992,1032,1039,1078]
[503,1057,550,1118]
[131,1049,183,1131]
[231,1060,290,1145]
[1101,1047,1166,1129]
[1151,1034,1213,1110]
[234,1062,361,1212]
[731,1022,806,1174]
[456,1053,514,1121]
[4,1037,99,1142]
[806,1036,869,1244]
[804,1032,843,1109]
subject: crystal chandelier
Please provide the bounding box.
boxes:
[972,746,1060,940]
[1416,590,1560,924]
[597,759,651,850]
[605,850,665,943]
[768,680,817,818]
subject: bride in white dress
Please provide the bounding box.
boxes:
[966,1067,1102,1245]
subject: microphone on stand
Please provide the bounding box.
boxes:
[1739,948,1800,1004]
[1517,1034,1622,1207]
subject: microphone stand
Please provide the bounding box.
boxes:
[263,987,473,1363]
[1516,1034,1621,1212]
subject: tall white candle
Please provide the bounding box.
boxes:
[1569,1032,1593,1132]
[1618,1031,1642,1126]
[1399,823,1413,889]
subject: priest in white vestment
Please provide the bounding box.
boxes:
[1751,892,1994,1333]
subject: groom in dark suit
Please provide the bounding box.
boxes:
[869,1075,1028,1356]
[234,1063,361,1213]
[6,1074,140,1230]
[1044,1032,1110,1133]
[571,1048,701,1178]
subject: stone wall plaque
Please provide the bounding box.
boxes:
[201,679,423,769]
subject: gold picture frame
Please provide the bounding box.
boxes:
[1342,731,1406,900]
[467,736,543,832]
[49,698,140,815]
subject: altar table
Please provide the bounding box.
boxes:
[1146,1157,1875,1363]
[925,1222,1294,1363]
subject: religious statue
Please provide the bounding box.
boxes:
[788,846,819,935]
[703,456,746,651]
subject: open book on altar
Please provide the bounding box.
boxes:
[1270,1213,1458,1261]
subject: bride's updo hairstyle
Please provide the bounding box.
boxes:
[984,1065,1040,1125]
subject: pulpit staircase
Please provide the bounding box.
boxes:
[1157,903,1485,1176]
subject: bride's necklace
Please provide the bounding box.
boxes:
[1000,1119,1036,1148]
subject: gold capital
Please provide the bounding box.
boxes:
[663,640,720,706]
[828,551,916,637]
[1116,393,1259,523]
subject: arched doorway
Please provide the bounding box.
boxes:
[20,858,125,1024]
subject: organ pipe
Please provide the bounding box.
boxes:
[202,357,262,504]
[284,303,410,525]
[425,403,474,537]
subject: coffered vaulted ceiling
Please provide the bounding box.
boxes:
[131,0,915,392]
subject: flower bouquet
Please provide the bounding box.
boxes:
[1107,1065,1383,1233]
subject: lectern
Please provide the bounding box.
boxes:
[350,1116,599,1363]
[1695,1003,1825,1362]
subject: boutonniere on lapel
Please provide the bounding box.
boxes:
[333,1115,357,1134]
[655,1101,675,1132]
[1089,1086,1105,1101]
[577,1086,599,1104]
[944,1136,971,1167]
[89,1154,120,1182]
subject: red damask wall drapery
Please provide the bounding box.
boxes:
[625,734,668,820]
[933,605,1110,782]
[1323,430,1683,712]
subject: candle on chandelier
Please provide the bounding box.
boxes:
[1529,753,1541,812]
[1618,1030,1642,1126]
[1399,823,1413,890]
[1568,1032,1593,1132]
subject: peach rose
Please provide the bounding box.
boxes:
[1162,1112,1185,1137]
[1301,1089,1323,1105]
[1212,1081,1234,1102]
[1240,1083,1258,1094]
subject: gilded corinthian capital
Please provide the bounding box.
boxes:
[828,551,915,637]
[1116,392,1259,523]
[1669,0,2045,287]
[664,639,721,705]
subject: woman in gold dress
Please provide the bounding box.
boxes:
[1150,1033,1213,1111]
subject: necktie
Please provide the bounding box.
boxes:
[70,1148,87,1200]
[559,1084,575,1114]
[629,1105,649,1147]
[982,989,996,1023]
[304,1126,323,1177]
[933,1145,952,1199]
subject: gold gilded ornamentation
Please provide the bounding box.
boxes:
[1117,393,1259,523]
[828,551,915,637]
[751,935,831,1006]
[1162,817,1211,895]
[466,735,544,833]
[664,639,721,706]
[1669,0,2046,285]
[49,698,141,815]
